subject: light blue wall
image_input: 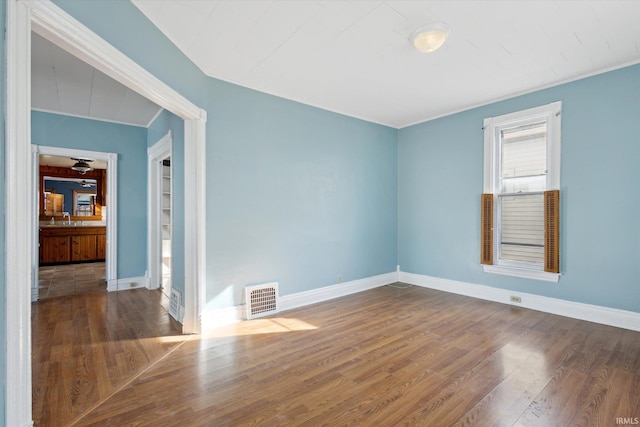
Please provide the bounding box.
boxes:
[398,64,640,313]
[52,0,399,311]
[52,0,207,109]
[147,110,185,299]
[206,82,397,308]
[3,1,639,422]
[32,111,149,279]
[0,0,6,421]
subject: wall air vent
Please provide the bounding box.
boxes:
[169,288,182,321]
[245,282,279,320]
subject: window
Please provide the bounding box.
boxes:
[482,102,561,282]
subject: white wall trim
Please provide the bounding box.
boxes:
[400,271,640,332]
[30,147,39,302]
[399,58,640,129]
[5,1,34,425]
[7,1,207,424]
[280,272,397,312]
[482,264,560,283]
[26,0,207,334]
[107,275,150,292]
[183,115,207,335]
[147,131,173,162]
[201,306,246,330]
[201,271,397,331]
[26,1,202,120]
[147,132,172,291]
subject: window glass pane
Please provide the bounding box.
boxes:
[501,122,547,183]
[500,193,544,264]
[502,175,546,193]
[501,244,544,264]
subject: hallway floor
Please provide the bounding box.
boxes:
[38,262,106,299]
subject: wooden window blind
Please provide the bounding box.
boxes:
[544,190,560,273]
[482,190,560,272]
[480,194,493,265]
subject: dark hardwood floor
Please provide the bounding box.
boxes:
[33,284,640,426]
[32,288,186,427]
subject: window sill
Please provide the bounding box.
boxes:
[483,264,560,282]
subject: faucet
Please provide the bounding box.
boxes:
[62,212,70,225]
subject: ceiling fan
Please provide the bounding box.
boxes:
[70,158,94,174]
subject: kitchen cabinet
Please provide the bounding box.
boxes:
[72,235,98,262]
[40,226,106,265]
[97,234,107,260]
[41,236,70,264]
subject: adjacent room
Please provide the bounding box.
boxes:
[2,1,639,426]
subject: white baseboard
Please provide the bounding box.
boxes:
[107,275,149,292]
[201,271,397,331]
[280,271,397,312]
[201,305,245,330]
[400,271,640,332]
[176,305,185,324]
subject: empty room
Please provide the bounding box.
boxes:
[2,1,640,426]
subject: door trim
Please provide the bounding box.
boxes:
[147,131,172,292]
[6,1,207,425]
[33,145,118,295]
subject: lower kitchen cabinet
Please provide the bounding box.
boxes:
[40,226,106,265]
[72,235,98,262]
[41,236,71,264]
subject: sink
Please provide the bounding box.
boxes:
[40,222,103,228]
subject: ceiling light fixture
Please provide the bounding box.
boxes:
[70,158,94,174]
[411,23,451,53]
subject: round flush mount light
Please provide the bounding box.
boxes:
[411,23,451,53]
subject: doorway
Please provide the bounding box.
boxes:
[7,2,207,425]
[148,131,173,303]
[161,157,173,299]
[33,146,117,301]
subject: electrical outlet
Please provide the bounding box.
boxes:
[130,282,136,288]
[510,295,521,303]
[338,275,342,284]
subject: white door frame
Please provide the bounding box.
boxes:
[33,145,118,301]
[6,1,207,425]
[148,131,172,292]
[31,145,118,301]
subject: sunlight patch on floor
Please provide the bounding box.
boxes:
[155,334,196,344]
[204,317,318,338]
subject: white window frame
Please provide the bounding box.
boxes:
[483,101,562,282]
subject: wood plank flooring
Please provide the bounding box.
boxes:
[32,288,186,427]
[34,284,640,426]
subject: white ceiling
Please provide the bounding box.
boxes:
[31,32,163,128]
[132,0,640,128]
